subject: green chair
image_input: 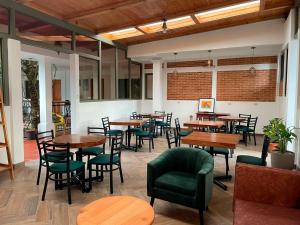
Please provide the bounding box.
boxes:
[237,136,270,166]
[175,118,192,146]
[80,127,105,158]
[88,133,124,194]
[166,128,178,149]
[156,113,172,136]
[102,117,123,145]
[147,148,214,225]
[236,117,258,146]
[135,120,155,152]
[204,147,230,176]
[35,130,74,185]
[42,142,85,204]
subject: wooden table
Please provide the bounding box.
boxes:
[218,116,245,133]
[196,112,230,120]
[110,119,147,149]
[184,120,225,130]
[77,196,154,225]
[141,113,166,119]
[54,134,106,191]
[181,132,240,190]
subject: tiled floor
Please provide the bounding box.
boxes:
[1,134,264,225]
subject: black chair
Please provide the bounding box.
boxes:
[80,127,105,160]
[88,133,124,194]
[42,142,85,204]
[237,136,270,166]
[236,117,258,146]
[235,114,251,131]
[156,113,172,136]
[166,128,178,149]
[204,147,229,176]
[102,117,123,145]
[135,119,155,152]
[175,118,192,146]
[35,130,74,185]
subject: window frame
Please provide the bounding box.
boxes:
[145,73,153,100]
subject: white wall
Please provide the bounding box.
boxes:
[128,19,285,59]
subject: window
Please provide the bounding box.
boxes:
[130,62,142,99]
[15,11,72,50]
[76,35,99,56]
[0,6,9,33]
[101,42,116,100]
[117,49,129,99]
[145,73,153,99]
[0,41,2,90]
[79,57,99,101]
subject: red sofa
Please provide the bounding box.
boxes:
[233,163,300,225]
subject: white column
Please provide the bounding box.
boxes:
[38,56,54,132]
[152,58,163,111]
[69,54,80,133]
[7,39,24,164]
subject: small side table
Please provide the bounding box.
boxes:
[77,196,154,225]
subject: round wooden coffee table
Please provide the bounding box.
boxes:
[77,196,154,225]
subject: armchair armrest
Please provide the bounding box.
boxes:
[234,163,300,209]
[196,159,214,210]
[147,150,174,196]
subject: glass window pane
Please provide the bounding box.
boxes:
[145,73,153,99]
[101,42,116,100]
[117,49,129,99]
[0,7,9,33]
[79,57,99,101]
[16,11,72,49]
[76,35,99,56]
[131,62,142,99]
[0,40,2,89]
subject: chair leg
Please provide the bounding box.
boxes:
[243,132,247,146]
[225,154,229,176]
[42,170,49,201]
[178,136,181,146]
[109,136,111,146]
[152,138,154,149]
[81,167,85,193]
[109,164,113,194]
[67,172,72,204]
[199,209,204,225]
[88,163,92,191]
[119,162,124,183]
[59,173,63,190]
[36,160,42,185]
[150,197,155,206]
[135,135,138,152]
[160,126,162,136]
[149,139,151,152]
[253,133,257,146]
[96,165,99,181]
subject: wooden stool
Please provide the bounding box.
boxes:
[77,196,154,225]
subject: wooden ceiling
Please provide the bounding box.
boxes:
[17,0,294,45]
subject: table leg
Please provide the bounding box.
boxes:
[75,148,90,192]
[209,147,231,191]
[127,125,131,147]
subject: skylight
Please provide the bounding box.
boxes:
[195,0,260,23]
[101,27,143,40]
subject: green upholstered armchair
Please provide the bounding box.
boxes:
[147,147,214,225]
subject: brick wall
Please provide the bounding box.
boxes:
[167,72,212,100]
[218,56,277,66]
[217,69,277,102]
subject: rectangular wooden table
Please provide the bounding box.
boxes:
[184,120,225,130]
[141,113,166,119]
[110,119,147,149]
[181,131,240,190]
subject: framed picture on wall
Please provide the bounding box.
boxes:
[198,98,215,113]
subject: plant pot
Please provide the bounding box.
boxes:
[26,130,36,140]
[271,150,295,170]
[268,142,278,152]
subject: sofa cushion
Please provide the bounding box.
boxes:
[234,199,300,225]
[154,171,196,196]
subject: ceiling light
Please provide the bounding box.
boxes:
[173,52,178,74]
[162,19,167,33]
[207,50,215,68]
[249,46,256,75]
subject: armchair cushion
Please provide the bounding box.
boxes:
[155,171,196,196]
[234,199,300,225]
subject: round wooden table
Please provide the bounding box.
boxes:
[77,196,155,225]
[218,116,245,133]
[53,134,106,191]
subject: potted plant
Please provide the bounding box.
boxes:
[22,60,40,140]
[263,118,297,170]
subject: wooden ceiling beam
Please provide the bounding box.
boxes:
[64,0,147,21]
[121,6,290,45]
[95,0,258,33]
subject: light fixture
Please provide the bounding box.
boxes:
[207,50,214,68]
[173,52,178,74]
[162,19,168,33]
[249,47,256,75]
